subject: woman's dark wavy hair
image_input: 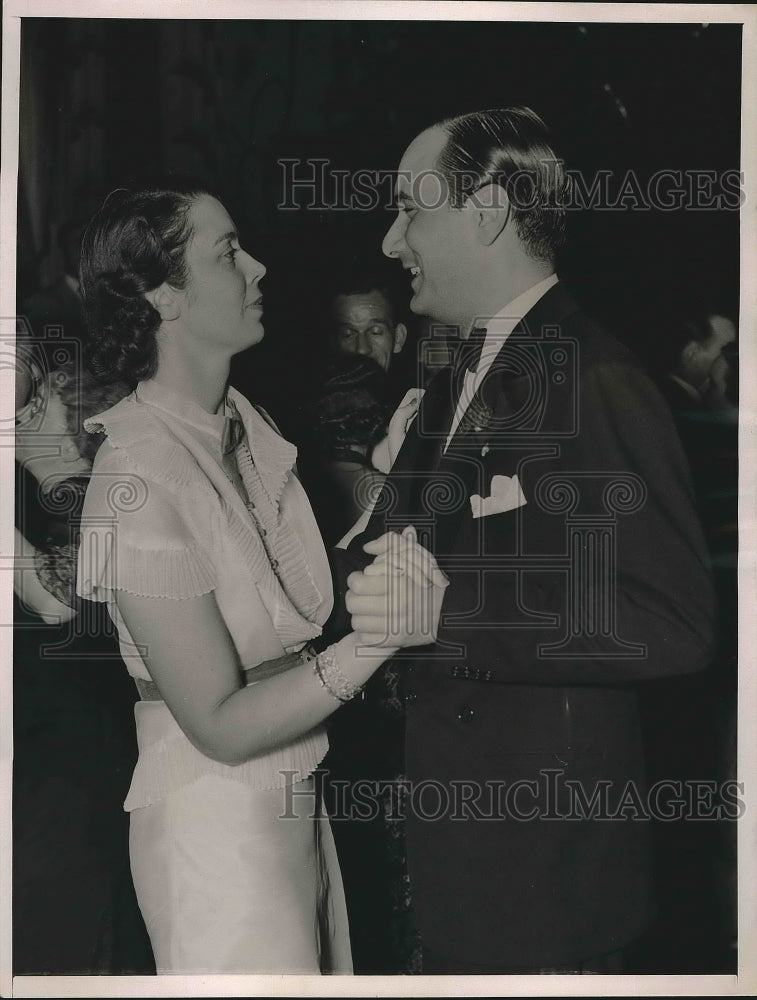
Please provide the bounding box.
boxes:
[80,180,210,385]
[312,354,392,456]
[436,106,569,264]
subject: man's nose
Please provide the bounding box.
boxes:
[382,214,405,259]
[355,332,372,356]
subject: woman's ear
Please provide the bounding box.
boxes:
[467,182,510,246]
[145,283,181,322]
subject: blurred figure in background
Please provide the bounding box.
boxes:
[631,299,738,972]
[304,353,392,548]
[326,261,416,405]
[21,215,88,357]
[300,353,421,972]
[14,351,154,974]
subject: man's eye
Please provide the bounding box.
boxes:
[225,247,238,263]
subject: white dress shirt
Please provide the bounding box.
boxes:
[444,273,559,451]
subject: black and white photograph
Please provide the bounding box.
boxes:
[1,1,755,995]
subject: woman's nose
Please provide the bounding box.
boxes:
[243,251,266,284]
[382,214,405,259]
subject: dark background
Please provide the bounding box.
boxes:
[14,15,743,976]
[18,17,741,433]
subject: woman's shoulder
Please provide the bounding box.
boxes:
[86,393,207,489]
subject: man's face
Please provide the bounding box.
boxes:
[684,314,737,392]
[332,290,406,372]
[382,127,475,328]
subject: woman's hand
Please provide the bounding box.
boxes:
[345,525,449,647]
[371,388,425,473]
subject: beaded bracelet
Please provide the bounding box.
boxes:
[313,646,363,703]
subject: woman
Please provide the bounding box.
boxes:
[75,183,439,975]
[14,354,153,974]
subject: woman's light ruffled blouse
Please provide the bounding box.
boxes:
[77,379,334,810]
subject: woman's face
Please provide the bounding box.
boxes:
[173,194,266,355]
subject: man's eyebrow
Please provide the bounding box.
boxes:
[213,230,237,246]
[338,318,390,329]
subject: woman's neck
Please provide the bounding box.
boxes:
[154,341,232,414]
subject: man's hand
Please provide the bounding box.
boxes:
[345,526,449,647]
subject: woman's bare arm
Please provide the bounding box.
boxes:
[116,588,396,765]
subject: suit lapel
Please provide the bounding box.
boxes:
[362,282,581,553]
[432,281,581,553]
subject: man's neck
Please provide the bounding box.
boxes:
[457,262,555,337]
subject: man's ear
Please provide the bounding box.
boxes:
[393,322,407,354]
[467,182,510,246]
[145,282,181,322]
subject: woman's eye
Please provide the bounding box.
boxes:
[225,247,238,263]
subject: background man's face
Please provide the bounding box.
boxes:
[332,290,406,372]
[683,314,737,392]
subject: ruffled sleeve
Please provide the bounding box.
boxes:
[77,437,218,603]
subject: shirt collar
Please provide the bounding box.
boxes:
[471,273,558,374]
[669,373,704,403]
[478,273,559,334]
[135,378,233,447]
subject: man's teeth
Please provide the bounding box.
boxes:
[410,266,421,276]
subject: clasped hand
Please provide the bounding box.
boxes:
[346,526,449,647]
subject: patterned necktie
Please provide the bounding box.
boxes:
[451,327,493,439]
[221,398,246,455]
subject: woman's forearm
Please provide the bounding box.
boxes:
[200,634,397,765]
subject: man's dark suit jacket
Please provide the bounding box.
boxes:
[333,282,716,967]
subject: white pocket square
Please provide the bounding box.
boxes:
[470,474,527,519]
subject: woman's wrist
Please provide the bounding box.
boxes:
[317,633,398,699]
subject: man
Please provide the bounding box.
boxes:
[643,305,738,970]
[329,270,408,374]
[660,311,737,414]
[340,107,716,973]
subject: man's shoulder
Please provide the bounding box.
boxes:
[523,283,645,383]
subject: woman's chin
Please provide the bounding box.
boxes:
[245,320,265,348]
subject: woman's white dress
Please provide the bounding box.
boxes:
[77,379,352,974]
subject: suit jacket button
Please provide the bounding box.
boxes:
[457,706,475,723]
[405,693,417,705]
